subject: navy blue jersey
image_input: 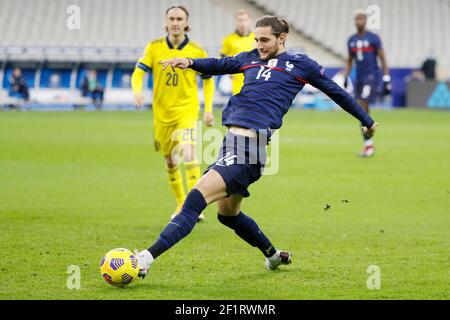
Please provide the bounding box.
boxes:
[190,49,374,132]
[348,31,382,76]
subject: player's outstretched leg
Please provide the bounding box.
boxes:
[217,195,291,270]
[136,169,227,278]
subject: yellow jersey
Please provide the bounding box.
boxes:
[220,31,255,95]
[135,36,211,125]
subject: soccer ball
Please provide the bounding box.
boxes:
[100,248,139,287]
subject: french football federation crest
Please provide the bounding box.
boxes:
[267,59,278,68]
[285,61,294,72]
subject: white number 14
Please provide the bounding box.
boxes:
[256,66,271,81]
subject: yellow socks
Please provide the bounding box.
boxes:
[165,161,201,216]
[184,160,201,191]
[166,165,186,210]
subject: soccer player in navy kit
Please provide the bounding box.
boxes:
[344,11,390,157]
[134,16,378,277]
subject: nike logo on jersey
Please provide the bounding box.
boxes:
[251,60,260,64]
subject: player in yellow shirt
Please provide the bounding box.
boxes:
[131,5,215,220]
[220,10,255,95]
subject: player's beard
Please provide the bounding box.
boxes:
[356,24,365,33]
[266,43,280,60]
[260,43,279,61]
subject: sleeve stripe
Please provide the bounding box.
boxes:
[136,62,151,72]
[295,76,308,84]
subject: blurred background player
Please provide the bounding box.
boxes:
[8,67,30,102]
[131,4,215,221]
[80,69,105,109]
[220,10,255,95]
[421,52,437,80]
[344,10,391,157]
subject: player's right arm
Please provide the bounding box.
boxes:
[343,39,353,88]
[131,42,153,107]
[305,58,378,137]
[160,52,247,75]
[343,55,353,88]
[131,68,145,107]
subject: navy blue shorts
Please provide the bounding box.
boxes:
[355,73,379,102]
[205,131,267,198]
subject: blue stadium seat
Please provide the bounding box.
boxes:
[40,68,71,88]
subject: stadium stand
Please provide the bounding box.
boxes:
[250,0,450,70]
[0,0,237,109]
[0,0,234,60]
[0,0,448,109]
[249,0,450,108]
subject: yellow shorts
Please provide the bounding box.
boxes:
[153,118,197,156]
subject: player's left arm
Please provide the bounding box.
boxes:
[376,35,391,95]
[378,48,389,77]
[306,60,378,137]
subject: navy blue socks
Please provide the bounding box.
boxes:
[148,189,207,258]
[147,190,276,260]
[218,211,276,257]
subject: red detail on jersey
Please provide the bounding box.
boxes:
[270,66,284,72]
[351,46,376,53]
[239,64,309,84]
[239,64,264,71]
[295,76,308,84]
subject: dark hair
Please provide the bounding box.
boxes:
[255,15,290,37]
[165,4,191,32]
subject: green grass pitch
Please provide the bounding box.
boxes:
[0,108,449,299]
